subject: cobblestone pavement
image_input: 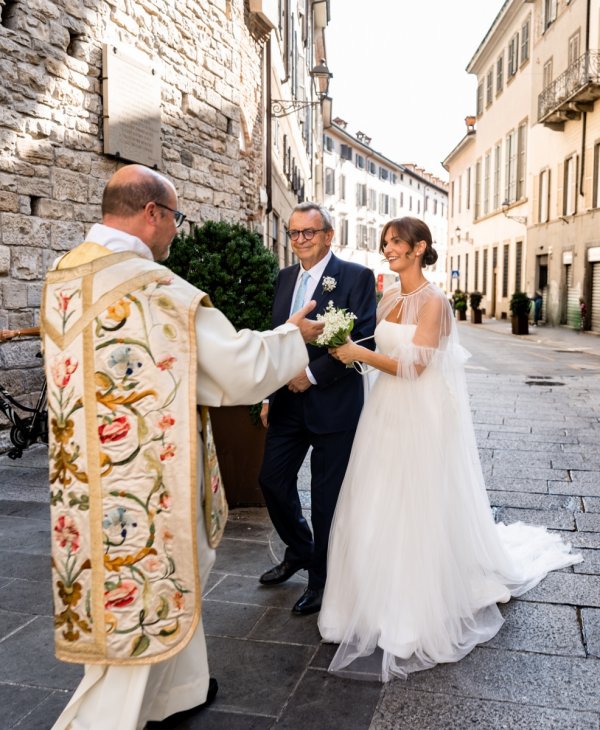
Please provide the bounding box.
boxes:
[0,322,598,729]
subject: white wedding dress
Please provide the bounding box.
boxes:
[318,283,581,681]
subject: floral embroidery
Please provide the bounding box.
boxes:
[104,580,138,609]
[106,299,131,322]
[54,287,81,334]
[322,276,337,293]
[157,413,175,431]
[51,355,79,389]
[160,443,176,461]
[54,514,80,552]
[157,355,176,371]
[98,415,131,444]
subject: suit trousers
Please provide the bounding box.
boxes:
[260,405,356,591]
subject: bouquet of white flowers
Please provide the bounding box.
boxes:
[312,301,357,348]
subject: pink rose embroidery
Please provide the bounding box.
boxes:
[98,416,131,444]
[159,492,172,510]
[172,591,185,610]
[57,291,72,313]
[104,580,138,609]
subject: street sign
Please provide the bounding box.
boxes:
[451,270,459,278]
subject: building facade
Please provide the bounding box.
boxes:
[445,0,600,332]
[323,119,448,292]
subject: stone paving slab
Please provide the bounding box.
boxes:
[204,636,315,716]
[0,550,51,582]
[0,578,53,616]
[485,476,548,493]
[203,599,266,639]
[405,646,600,712]
[518,572,600,608]
[574,549,600,575]
[248,606,322,646]
[370,687,600,730]
[494,507,576,530]
[276,668,381,730]
[184,710,273,729]
[550,479,600,497]
[11,691,72,730]
[582,608,600,658]
[584,497,600,512]
[0,683,54,730]
[485,600,586,657]
[207,575,309,609]
[0,616,82,690]
[576,513,600,532]
[487,490,581,511]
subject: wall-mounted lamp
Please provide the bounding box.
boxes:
[271,59,333,118]
[455,225,461,241]
[501,199,527,225]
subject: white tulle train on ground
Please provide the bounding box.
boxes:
[318,315,581,682]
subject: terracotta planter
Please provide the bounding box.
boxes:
[456,309,467,321]
[511,314,529,335]
[470,309,482,324]
[208,405,266,507]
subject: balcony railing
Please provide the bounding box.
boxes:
[538,51,600,124]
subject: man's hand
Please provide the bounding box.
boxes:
[288,371,312,393]
[260,402,269,428]
[287,300,324,343]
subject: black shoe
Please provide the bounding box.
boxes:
[259,560,306,585]
[145,678,218,728]
[292,587,323,616]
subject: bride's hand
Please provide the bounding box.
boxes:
[329,341,364,365]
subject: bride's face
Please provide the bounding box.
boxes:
[382,230,420,274]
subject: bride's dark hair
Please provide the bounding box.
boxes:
[379,217,438,267]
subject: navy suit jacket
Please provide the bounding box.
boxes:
[269,253,377,434]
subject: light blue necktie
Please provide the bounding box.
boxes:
[291,271,311,314]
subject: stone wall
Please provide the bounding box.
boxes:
[0,0,268,450]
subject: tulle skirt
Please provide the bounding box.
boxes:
[318,366,582,681]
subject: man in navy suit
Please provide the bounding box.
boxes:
[259,202,377,615]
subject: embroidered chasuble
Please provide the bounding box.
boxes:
[41,244,227,666]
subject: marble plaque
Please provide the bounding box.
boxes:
[102,44,162,167]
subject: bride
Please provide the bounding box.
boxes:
[318,216,581,681]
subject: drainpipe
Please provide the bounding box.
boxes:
[265,38,272,216]
[579,0,591,197]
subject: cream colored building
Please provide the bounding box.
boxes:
[445,0,600,332]
[444,0,533,320]
[324,119,448,292]
[528,0,600,330]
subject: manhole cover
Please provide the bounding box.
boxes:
[525,380,565,386]
[554,349,584,354]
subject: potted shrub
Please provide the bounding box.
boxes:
[509,291,531,335]
[469,291,483,324]
[166,221,279,507]
[452,289,468,321]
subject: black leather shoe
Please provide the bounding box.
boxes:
[259,560,306,585]
[292,587,323,616]
[145,677,218,728]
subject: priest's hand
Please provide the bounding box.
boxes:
[287,300,324,343]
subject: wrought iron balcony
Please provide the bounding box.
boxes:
[538,51,600,128]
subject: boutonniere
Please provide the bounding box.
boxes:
[322,276,337,293]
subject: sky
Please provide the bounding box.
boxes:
[326,0,505,181]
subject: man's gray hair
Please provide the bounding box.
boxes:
[292,202,333,231]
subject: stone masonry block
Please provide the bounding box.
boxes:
[582,608,600,658]
[11,247,42,281]
[0,246,10,275]
[0,192,19,213]
[50,221,85,250]
[33,199,75,220]
[0,280,28,310]
[52,168,88,203]
[0,215,51,248]
[27,282,42,308]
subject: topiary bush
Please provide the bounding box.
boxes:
[166,220,279,332]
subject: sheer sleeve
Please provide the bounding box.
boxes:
[384,286,468,380]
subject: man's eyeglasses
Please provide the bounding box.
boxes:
[287,228,326,241]
[154,202,187,228]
